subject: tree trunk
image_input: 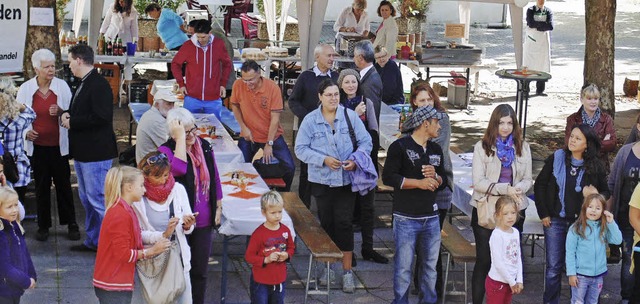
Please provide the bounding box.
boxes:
[583,0,616,118]
[23,0,61,79]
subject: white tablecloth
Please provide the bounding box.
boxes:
[193,114,243,164]
[217,162,295,237]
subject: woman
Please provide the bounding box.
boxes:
[99,0,139,81]
[373,1,398,60]
[523,0,553,95]
[374,45,404,105]
[337,69,388,265]
[334,0,370,38]
[470,104,533,304]
[608,128,640,303]
[535,124,609,304]
[93,166,170,304]
[133,151,197,304]
[565,83,616,171]
[16,49,79,242]
[158,108,222,304]
[295,79,373,293]
[0,77,35,209]
[409,82,452,296]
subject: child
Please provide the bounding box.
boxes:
[93,166,170,304]
[0,186,36,303]
[566,193,622,304]
[244,191,295,304]
[486,196,524,304]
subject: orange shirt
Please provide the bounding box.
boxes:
[230,77,284,143]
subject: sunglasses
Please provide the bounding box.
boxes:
[146,153,168,165]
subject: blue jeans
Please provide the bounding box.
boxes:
[543,217,573,304]
[392,214,440,304]
[95,287,132,304]
[250,275,285,304]
[619,214,635,300]
[184,95,223,120]
[75,160,112,249]
[570,274,603,304]
[237,136,295,191]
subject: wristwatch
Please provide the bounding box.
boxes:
[267,140,274,146]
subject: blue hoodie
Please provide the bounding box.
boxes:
[565,219,622,277]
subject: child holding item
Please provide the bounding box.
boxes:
[566,193,622,304]
[245,191,295,304]
[486,196,524,304]
[0,186,36,303]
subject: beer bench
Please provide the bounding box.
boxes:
[281,192,344,304]
[440,221,476,304]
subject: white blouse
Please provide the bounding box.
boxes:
[333,6,370,38]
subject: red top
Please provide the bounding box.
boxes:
[93,199,143,291]
[245,223,295,285]
[31,90,59,147]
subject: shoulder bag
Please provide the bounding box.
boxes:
[0,126,19,184]
[344,106,357,153]
[476,183,501,230]
[136,200,186,304]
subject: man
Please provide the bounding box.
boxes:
[523,0,553,96]
[382,106,446,304]
[145,3,189,80]
[61,44,118,252]
[288,44,339,207]
[353,40,383,123]
[135,90,177,163]
[230,60,295,191]
[171,20,232,117]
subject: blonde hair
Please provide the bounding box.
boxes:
[494,196,520,223]
[581,83,601,100]
[0,77,20,120]
[104,166,143,210]
[260,191,284,210]
[0,186,24,233]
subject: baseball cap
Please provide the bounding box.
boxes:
[401,105,445,133]
[154,90,178,103]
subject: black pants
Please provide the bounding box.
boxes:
[355,190,376,251]
[32,145,76,230]
[298,162,311,208]
[471,207,525,304]
[312,183,356,251]
[631,241,640,302]
[187,226,213,304]
[0,295,20,304]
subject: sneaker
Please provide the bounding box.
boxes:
[342,272,355,293]
[68,224,81,241]
[319,268,335,286]
[35,229,49,242]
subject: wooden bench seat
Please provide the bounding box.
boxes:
[282,192,343,304]
[440,221,476,304]
[263,178,286,190]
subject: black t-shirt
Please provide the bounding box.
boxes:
[620,152,640,215]
[563,164,582,220]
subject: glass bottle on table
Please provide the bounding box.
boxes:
[106,40,113,56]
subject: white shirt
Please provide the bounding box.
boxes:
[359,64,374,79]
[99,3,139,43]
[333,6,370,38]
[488,227,523,286]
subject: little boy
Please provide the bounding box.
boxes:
[245,191,295,303]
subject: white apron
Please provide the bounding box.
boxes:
[522,27,551,72]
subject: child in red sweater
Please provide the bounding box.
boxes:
[245,191,295,304]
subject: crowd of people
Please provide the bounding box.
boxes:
[1,0,638,304]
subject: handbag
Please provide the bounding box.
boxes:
[476,183,500,230]
[136,201,186,304]
[0,127,19,184]
[253,157,285,178]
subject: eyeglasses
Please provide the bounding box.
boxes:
[375,54,388,60]
[146,153,168,165]
[322,92,340,98]
[186,125,198,135]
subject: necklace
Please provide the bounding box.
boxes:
[570,165,579,177]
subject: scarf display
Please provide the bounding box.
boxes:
[187,137,211,201]
[495,134,516,168]
[552,149,585,218]
[581,106,601,128]
[144,173,175,203]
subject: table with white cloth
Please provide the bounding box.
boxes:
[217,162,295,304]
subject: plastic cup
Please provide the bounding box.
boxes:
[126,42,136,56]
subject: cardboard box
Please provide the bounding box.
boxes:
[447,81,468,108]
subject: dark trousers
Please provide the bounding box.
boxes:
[536,81,546,94]
[631,241,640,302]
[355,191,376,251]
[14,187,27,215]
[32,145,76,230]
[0,296,20,304]
[250,275,285,304]
[298,162,311,208]
[94,287,132,304]
[187,226,213,304]
[471,207,525,304]
[312,183,356,251]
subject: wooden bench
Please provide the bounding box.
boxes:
[282,192,343,304]
[440,221,476,304]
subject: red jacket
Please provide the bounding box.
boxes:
[93,199,143,291]
[171,35,232,101]
[565,107,616,169]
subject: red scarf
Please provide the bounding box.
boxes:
[144,174,176,202]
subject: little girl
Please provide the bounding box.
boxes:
[566,193,622,304]
[486,196,524,304]
[0,186,36,303]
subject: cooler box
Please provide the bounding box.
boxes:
[130,80,151,104]
[447,81,468,108]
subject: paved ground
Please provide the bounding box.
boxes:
[27,2,640,303]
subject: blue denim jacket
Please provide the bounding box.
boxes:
[295,105,372,187]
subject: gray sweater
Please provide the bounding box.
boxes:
[608,143,635,217]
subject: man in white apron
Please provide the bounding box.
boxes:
[522,0,553,96]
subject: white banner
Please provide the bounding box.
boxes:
[0,0,28,73]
